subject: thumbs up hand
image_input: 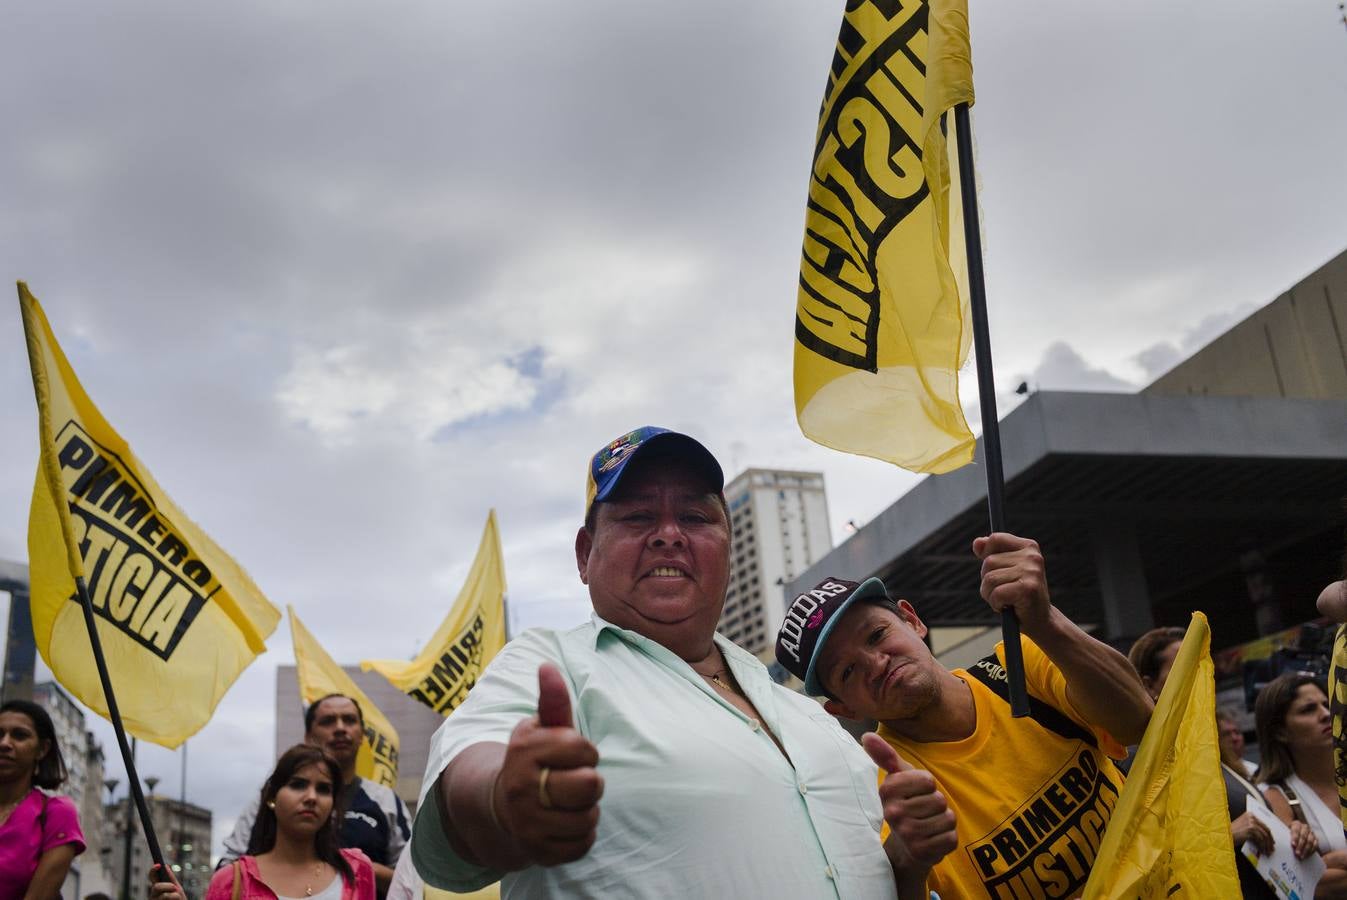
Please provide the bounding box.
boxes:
[495,663,605,866]
[863,733,958,871]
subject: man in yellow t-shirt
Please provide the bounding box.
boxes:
[1318,576,1347,838]
[774,533,1154,899]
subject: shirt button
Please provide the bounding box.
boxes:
[750,719,761,731]
[798,781,809,795]
[825,865,836,879]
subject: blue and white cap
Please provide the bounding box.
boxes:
[584,426,724,517]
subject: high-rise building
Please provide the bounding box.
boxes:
[718,469,833,662]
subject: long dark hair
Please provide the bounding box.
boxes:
[245,744,354,884]
[1254,673,1326,785]
[0,699,68,790]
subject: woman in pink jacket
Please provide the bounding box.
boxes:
[0,699,85,900]
[162,745,374,900]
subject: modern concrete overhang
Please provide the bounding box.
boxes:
[786,391,1347,649]
[0,559,27,593]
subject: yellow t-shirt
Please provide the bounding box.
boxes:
[1330,623,1347,835]
[878,638,1126,900]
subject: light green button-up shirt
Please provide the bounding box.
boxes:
[412,616,897,899]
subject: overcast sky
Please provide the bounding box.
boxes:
[2,0,1345,858]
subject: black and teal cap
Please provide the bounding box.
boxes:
[775,576,894,696]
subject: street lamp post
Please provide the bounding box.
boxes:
[101,778,119,898]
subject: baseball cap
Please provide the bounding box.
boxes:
[775,576,893,696]
[584,426,725,517]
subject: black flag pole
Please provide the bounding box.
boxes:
[952,101,1030,718]
[17,287,166,874]
[73,574,167,872]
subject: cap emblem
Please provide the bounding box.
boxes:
[597,431,642,473]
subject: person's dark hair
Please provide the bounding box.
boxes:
[1254,673,1326,786]
[0,699,68,790]
[246,744,354,883]
[303,694,364,735]
[1126,627,1186,683]
[869,597,901,619]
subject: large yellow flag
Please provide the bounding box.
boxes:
[1082,613,1239,898]
[289,606,399,788]
[18,283,279,747]
[794,0,976,474]
[362,510,508,715]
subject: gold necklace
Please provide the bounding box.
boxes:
[304,862,326,897]
[699,669,731,688]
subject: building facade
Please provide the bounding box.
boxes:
[31,681,117,899]
[1147,249,1347,401]
[718,468,833,659]
[105,793,212,900]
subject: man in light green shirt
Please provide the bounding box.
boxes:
[411,427,952,898]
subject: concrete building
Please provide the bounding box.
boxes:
[106,793,212,900]
[31,681,118,899]
[787,246,1347,667]
[33,682,91,811]
[718,468,833,659]
[1148,248,1347,401]
[274,665,445,809]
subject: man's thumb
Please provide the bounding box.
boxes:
[862,732,913,774]
[537,662,574,728]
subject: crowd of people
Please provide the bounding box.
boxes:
[1,424,1345,899]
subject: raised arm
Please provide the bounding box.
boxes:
[1319,580,1347,622]
[862,734,957,900]
[434,663,603,872]
[975,533,1153,745]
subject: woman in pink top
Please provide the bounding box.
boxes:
[186,745,373,900]
[0,699,86,900]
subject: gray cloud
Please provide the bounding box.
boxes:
[2,0,1344,859]
[1132,303,1261,381]
[1016,341,1136,393]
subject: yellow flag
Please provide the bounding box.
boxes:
[18,283,279,747]
[794,0,976,474]
[1082,613,1239,898]
[289,606,399,788]
[361,510,508,715]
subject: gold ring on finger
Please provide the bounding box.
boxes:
[538,766,555,809]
